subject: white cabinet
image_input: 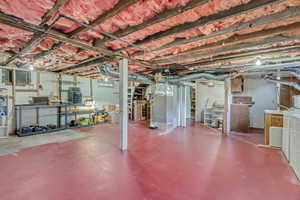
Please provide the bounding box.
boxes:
[283,111,300,179]
[282,112,291,160]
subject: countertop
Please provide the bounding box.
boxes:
[264,110,284,115]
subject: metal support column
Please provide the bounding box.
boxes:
[178,86,187,127]
[181,86,187,127]
[177,86,182,127]
[119,58,128,151]
[224,78,232,135]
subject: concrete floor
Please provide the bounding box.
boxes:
[0,122,299,200]
[0,129,89,156]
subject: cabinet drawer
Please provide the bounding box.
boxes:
[271,116,283,127]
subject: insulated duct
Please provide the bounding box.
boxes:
[266,79,300,91]
[169,73,231,82]
[97,64,154,84]
[289,71,300,79]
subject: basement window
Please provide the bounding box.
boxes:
[1,69,32,86]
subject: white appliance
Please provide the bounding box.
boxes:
[289,114,300,179]
[293,95,300,109]
[282,110,300,179]
[270,127,282,148]
[282,111,290,160]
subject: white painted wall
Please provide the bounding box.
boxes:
[92,80,119,109]
[0,69,117,134]
[195,81,225,122]
[234,78,277,129]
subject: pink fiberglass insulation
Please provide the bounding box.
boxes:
[105,0,250,50]
[151,15,300,62]
[30,38,58,55]
[158,39,300,66]
[0,0,55,24]
[78,0,193,41]
[0,0,54,53]
[132,0,300,60]
[0,24,33,52]
[58,44,78,54]
[128,64,146,72]
[53,0,119,33]
[66,50,98,62]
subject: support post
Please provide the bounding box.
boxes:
[178,86,187,127]
[12,69,16,134]
[119,58,128,151]
[181,86,187,127]
[177,86,182,127]
[224,78,232,135]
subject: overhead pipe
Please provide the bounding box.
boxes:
[97,64,154,84]
[266,78,300,91]
[289,71,300,79]
[168,73,232,82]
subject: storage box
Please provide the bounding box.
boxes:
[104,105,116,112]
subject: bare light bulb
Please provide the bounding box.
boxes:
[256,59,262,66]
[28,65,34,70]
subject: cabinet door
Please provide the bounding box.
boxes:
[283,115,289,128]
[271,115,283,127]
[290,130,300,179]
[282,127,289,159]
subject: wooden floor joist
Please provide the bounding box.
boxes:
[99,0,209,44]
[22,0,138,67]
[68,0,138,36]
[1,0,71,65]
[163,43,300,70]
[40,0,71,26]
[119,0,284,53]
[154,23,300,65]
[133,5,300,57]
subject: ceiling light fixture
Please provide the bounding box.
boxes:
[256,59,262,66]
[28,65,34,71]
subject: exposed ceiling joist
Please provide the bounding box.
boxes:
[40,0,71,26]
[0,12,114,55]
[1,33,44,65]
[1,0,71,65]
[0,12,155,69]
[30,0,138,66]
[133,5,300,57]
[55,53,155,73]
[120,0,283,52]
[52,56,110,72]
[68,0,138,36]
[154,22,300,64]
[99,0,209,44]
[164,45,300,70]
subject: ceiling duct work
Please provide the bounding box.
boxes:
[169,73,231,82]
[97,64,154,84]
[266,78,300,91]
[288,71,300,79]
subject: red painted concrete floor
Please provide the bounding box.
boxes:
[1,122,300,200]
[231,131,265,145]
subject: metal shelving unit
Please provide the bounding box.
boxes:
[0,95,9,138]
[15,104,96,137]
[128,87,135,120]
